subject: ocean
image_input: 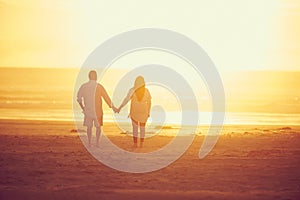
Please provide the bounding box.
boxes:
[0,67,299,125]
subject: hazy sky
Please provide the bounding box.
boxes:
[0,0,299,70]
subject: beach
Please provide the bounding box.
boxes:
[0,119,299,200]
[1,0,300,199]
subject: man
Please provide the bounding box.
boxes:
[77,70,117,147]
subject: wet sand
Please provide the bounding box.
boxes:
[0,119,300,200]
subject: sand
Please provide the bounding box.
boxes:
[0,119,300,200]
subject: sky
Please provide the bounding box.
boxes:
[0,0,299,71]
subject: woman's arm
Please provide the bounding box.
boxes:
[147,89,152,117]
[118,88,134,112]
[147,99,151,117]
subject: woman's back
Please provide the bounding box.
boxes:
[130,88,151,123]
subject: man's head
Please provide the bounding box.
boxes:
[89,70,97,80]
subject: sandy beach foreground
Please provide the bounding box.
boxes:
[0,119,299,200]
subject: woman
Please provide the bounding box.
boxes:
[117,76,151,148]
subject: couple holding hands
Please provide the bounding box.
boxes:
[77,70,151,148]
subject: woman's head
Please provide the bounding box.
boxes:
[134,76,145,90]
[134,76,146,101]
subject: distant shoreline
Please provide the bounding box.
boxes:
[1,118,300,129]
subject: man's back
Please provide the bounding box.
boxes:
[77,80,111,118]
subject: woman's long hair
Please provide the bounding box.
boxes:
[134,76,145,101]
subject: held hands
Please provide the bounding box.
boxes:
[112,105,122,113]
[116,106,121,113]
[112,105,118,113]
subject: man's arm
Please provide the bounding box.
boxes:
[100,85,119,112]
[77,86,85,111]
[78,102,85,111]
[100,85,113,108]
